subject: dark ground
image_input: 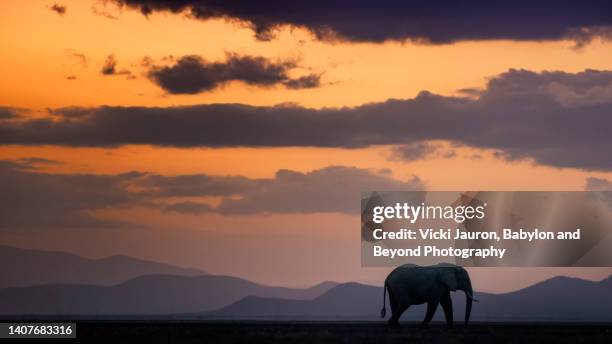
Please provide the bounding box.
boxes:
[6,321,612,343]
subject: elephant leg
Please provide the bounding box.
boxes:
[388,313,400,328]
[389,304,409,329]
[420,300,439,329]
[440,292,454,328]
[387,289,401,328]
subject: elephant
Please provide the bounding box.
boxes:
[380,263,478,328]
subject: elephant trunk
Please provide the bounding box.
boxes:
[463,281,474,327]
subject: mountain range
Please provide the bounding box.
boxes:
[205,276,612,322]
[1,245,611,322]
[0,273,338,315]
[0,245,204,288]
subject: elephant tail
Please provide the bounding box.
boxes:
[380,282,388,318]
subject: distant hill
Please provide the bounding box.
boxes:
[207,282,380,319]
[0,274,339,315]
[0,245,204,288]
[2,245,610,321]
[474,275,612,322]
[205,276,612,322]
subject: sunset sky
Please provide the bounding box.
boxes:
[2,0,612,292]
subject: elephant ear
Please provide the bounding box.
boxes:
[438,268,459,291]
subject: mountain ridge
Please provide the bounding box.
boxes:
[0,245,204,288]
[0,273,339,315]
[203,275,612,322]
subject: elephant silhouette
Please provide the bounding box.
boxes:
[381,263,478,328]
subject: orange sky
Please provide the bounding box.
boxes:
[1,0,612,291]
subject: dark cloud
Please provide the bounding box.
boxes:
[138,166,421,214]
[144,166,422,214]
[101,54,131,76]
[0,161,138,228]
[65,49,88,67]
[2,69,612,170]
[584,178,612,210]
[163,201,213,214]
[114,1,612,44]
[391,142,442,161]
[134,173,258,198]
[585,177,612,190]
[568,26,612,49]
[91,1,120,19]
[0,107,19,120]
[282,74,321,90]
[14,157,62,170]
[0,163,419,228]
[101,55,118,75]
[215,166,422,214]
[456,88,483,98]
[392,142,456,161]
[49,3,66,16]
[147,54,321,94]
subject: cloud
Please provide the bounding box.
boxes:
[101,54,131,76]
[282,74,321,90]
[91,1,120,19]
[134,173,258,198]
[391,142,455,161]
[567,26,612,49]
[113,1,612,44]
[585,177,612,190]
[486,68,612,107]
[163,201,213,214]
[456,88,483,98]
[2,69,612,170]
[49,3,66,16]
[147,54,321,94]
[0,107,19,120]
[13,157,62,170]
[584,177,612,210]
[0,161,139,228]
[138,166,421,214]
[0,163,420,229]
[101,55,118,75]
[215,166,422,214]
[65,49,88,67]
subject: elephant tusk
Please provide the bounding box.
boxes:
[466,292,479,302]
